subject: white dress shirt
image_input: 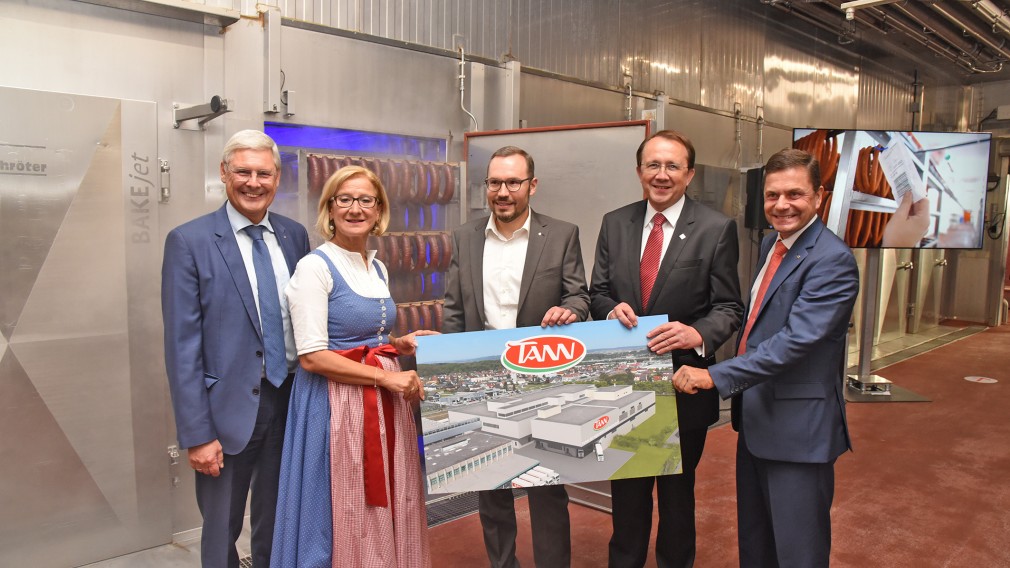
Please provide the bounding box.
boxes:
[640,197,686,264]
[226,201,297,372]
[482,211,533,330]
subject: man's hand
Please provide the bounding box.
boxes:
[647,322,703,354]
[607,302,639,329]
[672,366,714,394]
[189,439,224,477]
[882,193,930,247]
[541,306,577,327]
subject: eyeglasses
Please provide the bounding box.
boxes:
[228,167,277,182]
[330,194,378,209]
[484,177,532,192]
[641,162,687,175]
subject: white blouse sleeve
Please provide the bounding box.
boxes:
[285,253,333,355]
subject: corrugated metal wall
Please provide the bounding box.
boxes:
[857,67,915,131]
[264,0,930,129]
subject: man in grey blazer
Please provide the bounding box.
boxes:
[674,148,858,567]
[443,145,590,568]
[590,130,743,567]
[162,130,310,567]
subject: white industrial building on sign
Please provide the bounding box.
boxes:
[424,384,656,493]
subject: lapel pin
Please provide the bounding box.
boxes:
[679,234,686,240]
[538,232,542,236]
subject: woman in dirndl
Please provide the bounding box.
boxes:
[272,165,432,567]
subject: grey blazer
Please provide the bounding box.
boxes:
[442,210,590,333]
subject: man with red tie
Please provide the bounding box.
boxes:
[673,148,859,567]
[590,130,743,567]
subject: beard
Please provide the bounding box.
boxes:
[493,199,528,225]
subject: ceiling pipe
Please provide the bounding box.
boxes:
[928,1,1010,63]
[809,2,977,72]
[864,6,977,66]
[767,2,855,44]
[969,0,1010,40]
[829,0,1005,73]
[890,2,986,60]
[766,1,977,76]
[873,4,1003,72]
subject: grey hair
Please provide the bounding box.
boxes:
[221,130,281,171]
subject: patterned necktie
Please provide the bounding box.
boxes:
[640,212,666,309]
[244,225,288,386]
[738,240,789,355]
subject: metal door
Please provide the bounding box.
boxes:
[909,249,948,333]
[876,249,914,343]
[0,87,171,567]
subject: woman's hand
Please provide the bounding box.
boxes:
[390,329,440,356]
[376,368,425,402]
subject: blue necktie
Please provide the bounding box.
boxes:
[244,225,288,387]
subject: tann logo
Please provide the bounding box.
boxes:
[500,335,586,375]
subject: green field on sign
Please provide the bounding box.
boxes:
[610,396,683,478]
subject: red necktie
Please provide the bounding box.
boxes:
[640,213,666,309]
[738,241,788,355]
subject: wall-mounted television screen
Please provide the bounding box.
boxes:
[792,129,992,249]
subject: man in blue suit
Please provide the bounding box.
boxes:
[673,148,858,567]
[162,130,310,567]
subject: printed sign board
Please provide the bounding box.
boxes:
[415,316,681,494]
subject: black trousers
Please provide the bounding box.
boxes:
[608,427,709,568]
[478,484,571,567]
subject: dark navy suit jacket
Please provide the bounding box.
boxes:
[710,218,858,463]
[162,204,309,454]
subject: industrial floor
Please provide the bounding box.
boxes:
[83,323,1010,567]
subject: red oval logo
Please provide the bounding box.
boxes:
[500,335,586,375]
[593,416,610,430]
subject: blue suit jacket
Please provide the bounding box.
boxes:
[710,219,858,463]
[162,204,309,454]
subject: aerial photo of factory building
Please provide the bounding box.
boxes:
[423,384,656,493]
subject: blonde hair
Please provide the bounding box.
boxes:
[315,165,390,239]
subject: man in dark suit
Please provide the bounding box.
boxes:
[673,148,858,567]
[162,130,310,567]
[590,130,743,568]
[443,145,590,568]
